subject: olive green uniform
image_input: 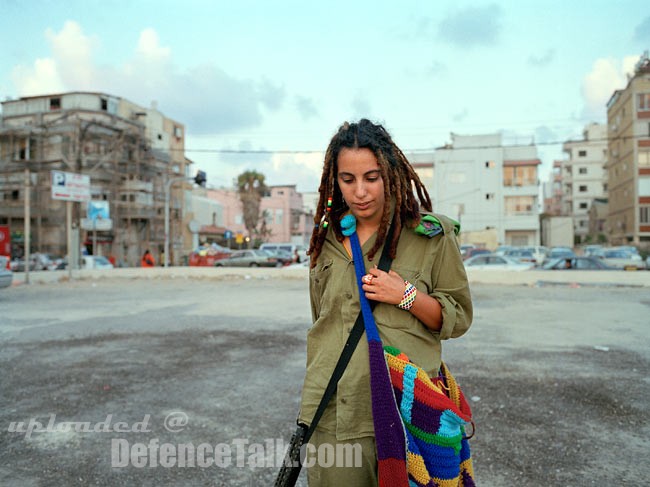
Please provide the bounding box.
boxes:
[300,214,473,485]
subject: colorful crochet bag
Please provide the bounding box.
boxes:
[342,214,475,487]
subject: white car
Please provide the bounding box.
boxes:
[81,255,114,270]
[463,254,535,271]
[593,249,646,270]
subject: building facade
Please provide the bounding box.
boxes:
[0,92,190,266]
[432,133,541,247]
[201,185,312,248]
[605,52,650,248]
[560,123,609,244]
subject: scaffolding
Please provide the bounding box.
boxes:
[0,100,183,267]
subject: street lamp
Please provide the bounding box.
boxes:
[164,171,206,268]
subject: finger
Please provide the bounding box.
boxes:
[368,267,382,277]
[388,269,402,280]
[362,274,374,285]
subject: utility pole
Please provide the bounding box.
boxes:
[24,167,30,284]
[164,171,206,268]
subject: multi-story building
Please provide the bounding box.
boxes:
[432,133,541,247]
[587,198,609,242]
[605,52,650,248]
[543,160,564,216]
[202,185,312,248]
[0,92,190,266]
[560,123,608,243]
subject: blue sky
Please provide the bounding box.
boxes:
[1,0,649,192]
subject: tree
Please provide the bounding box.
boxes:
[237,170,268,242]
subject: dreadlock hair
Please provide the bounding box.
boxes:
[308,119,432,268]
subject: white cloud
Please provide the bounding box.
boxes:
[136,28,171,62]
[8,21,285,134]
[268,152,324,192]
[45,20,97,89]
[11,58,64,95]
[581,55,640,119]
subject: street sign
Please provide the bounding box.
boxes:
[224,230,233,239]
[80,218,113,231]
[51,170,91,202]
[87,200,110,220]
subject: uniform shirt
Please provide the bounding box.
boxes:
[299,214,473,441]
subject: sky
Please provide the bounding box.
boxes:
[1,0,649,193]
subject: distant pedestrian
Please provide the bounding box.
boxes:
[141,250,155,268]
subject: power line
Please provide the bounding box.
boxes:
[180,133,647,155]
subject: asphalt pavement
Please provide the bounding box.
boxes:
[0,270,648,486]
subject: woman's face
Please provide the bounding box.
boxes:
[336,147,385,228]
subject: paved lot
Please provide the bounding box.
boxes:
[1,271,648,486]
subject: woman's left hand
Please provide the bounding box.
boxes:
[361,268,405,304]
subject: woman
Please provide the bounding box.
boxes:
[299,119,473,485]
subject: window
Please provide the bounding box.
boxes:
[49,97,61,110]
[579,167,587,174]
[640,151,650,167]
[511,235,529,246]
[275,209,283,225]
[173,126,182,138]
[578,150,587,157]
[641,207,650,224]
[579,185,588,192]
[503,166,537,186]
[100,98,108,111]
[157,134,162,140]
[579,202,588,209]
[505,196,535,215]
[485,193,494,200]
[637,93,650,111]
[485,160,495,168]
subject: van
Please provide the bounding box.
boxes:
[259,243,308,263]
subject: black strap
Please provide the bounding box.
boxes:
[302,222,396,444]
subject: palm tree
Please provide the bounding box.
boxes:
[237,170,268,242]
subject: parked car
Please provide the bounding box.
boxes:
[188,243,232,266]
[462,248,491,261]
[592,249,646,270]
[504,248,537,265]
[459,244,476,259]
[541,256,616,270]
[262,249,294,266]
[463,254,535,271]
[214,249,283,268]
[582,244,604,257]
[548,247,577,260]
[0,256,13,289]
[259,243,308,263]
[494,245,514,256]
[81,255,115,269]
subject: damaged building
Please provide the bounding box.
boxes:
[0,92,192,267]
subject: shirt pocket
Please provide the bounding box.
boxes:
[375,265,422,330]
[310,258,335,317]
